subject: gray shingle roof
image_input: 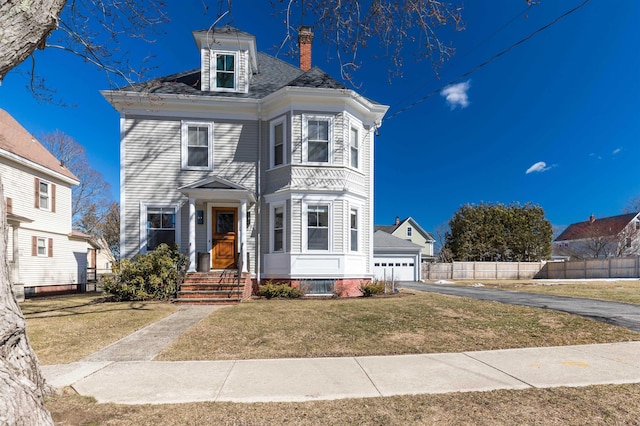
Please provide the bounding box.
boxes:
[374,230,423,251]
[115,52,345,99]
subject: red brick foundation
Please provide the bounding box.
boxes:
[255,278,371,297]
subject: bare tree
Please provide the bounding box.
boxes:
[623,196,640,214]
[0,179,54,426]
[40,130,111,227]
[1,1,168,99]
[272,0,465,82]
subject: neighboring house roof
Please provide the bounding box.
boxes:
[375,217,435,242]
[0,109,79,183]
[555,212,640,241]
[373,230,423,252]
[69,230,100,249]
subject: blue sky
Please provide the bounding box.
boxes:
[1,0,638,242]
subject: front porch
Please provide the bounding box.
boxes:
[179,176,256,276]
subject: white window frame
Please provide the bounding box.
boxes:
[270,203,286,253]
[350,208,359,252]
[304,202,332,252]
[181,121,214,170]
[39,180,50,211]
[407,226,413,237]
[210,50,238,91]
[37,237,47,257]
[270,117,287,169]
[140,202,182,253]
[349,126,360,169]
[302,114,334,164]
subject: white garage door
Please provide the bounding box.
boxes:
[373,256,416,281]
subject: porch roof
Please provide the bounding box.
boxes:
[178,176,256,204]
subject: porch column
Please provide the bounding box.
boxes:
[188,197,196,272]
[240,199,248,273]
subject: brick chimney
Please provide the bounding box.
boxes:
[395,216,400,225]
[298,26,313,71]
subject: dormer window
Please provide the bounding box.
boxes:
[216,53,235,88]
[212,51,237,90]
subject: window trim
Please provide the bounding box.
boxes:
[304,202,332,252]
[210,50,238,92]
[302,114,334,164]
[140,202,182,253]
[37,237,47,257]
[270,203,286,253]
[35,178,55,212]
[407,226,413,237]
[270,117,287,169]
[349,126,360,169]
[350,208,359,252]
[181,121,214,170]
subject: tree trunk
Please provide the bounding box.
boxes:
[0,0,67,81]
[0,178,54,425]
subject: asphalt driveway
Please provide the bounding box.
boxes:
[399,282,640,333]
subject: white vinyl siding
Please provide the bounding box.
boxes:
[1,156,85,288]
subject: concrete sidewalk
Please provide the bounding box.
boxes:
[42,341,640,405]
[40,304,640,405]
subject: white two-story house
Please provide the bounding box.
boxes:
[102,27,388,298]
[0,108,94,300]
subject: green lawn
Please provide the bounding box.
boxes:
[21,294,177,364]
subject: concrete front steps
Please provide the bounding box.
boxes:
[176,270,250,305]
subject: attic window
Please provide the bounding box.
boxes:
[214,53,235,89]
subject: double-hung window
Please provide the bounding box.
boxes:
[305,117,331,163]
[37,238,47,256]
[407,226,413,237]
[271,118,286,167]
[307,204,329,250]
[215,53,235,89]
[272,205,285,252]
[182,121,213,170]
[350,127,359,169]
[35,178,55,211]
[146,207,176,251]
[350,209,358,251]
[39,181,50,210]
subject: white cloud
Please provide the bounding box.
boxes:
[440,80,471,110]
[613,147,622,155]
[526,161,554,174]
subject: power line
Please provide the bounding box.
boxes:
[385,0,592,121]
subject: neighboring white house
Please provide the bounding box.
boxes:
[0,108,90,300]
[375,216,436,262]
[373,230,422,282]
[102,26,388,297]
[553,213,640,260]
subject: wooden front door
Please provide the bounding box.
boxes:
[212,207,237,269]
